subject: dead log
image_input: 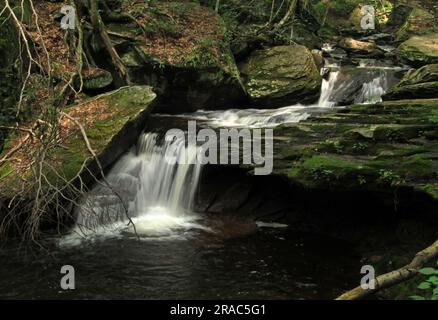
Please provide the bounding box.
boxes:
[336,239,438,300]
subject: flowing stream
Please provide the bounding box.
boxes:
[0,54,403,299]
[157,70,341,128]
[62,132,205,244]
[156,62,399,128]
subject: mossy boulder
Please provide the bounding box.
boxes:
[0,86,157,200]
[384,64,438,100]
[393,7,438,41]
[397,34,438,67]
[386,4,413,30]
[251,98,438,204]
[239,45,322,108]
[338,37,384,57]
[102,1,247,112]
[82,69,113,91]
[309,0,389,37]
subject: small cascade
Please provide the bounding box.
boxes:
[171,69,342,128]
[317,69,340,108]
[354,74,388,104]
[64,132,205,242]
[134,133,202,215]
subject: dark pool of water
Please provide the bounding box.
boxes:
[0,226,361,300]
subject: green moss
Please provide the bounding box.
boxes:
[398,34,438,66]
[0,163,13,180]
[329,0,362,17]
[241,45,322,105]
[377,169,401,185]
[302,155,365,171]
[320,139,344,153]
[287,154,372,186]
[418,184,438,201]
[269,95,438,198]
[428,109,438,124]
[402,154,434,176]
[82,70,113,90]
[311,1,328,22]
[0,86,157,199]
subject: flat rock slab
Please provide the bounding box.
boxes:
[271,99,438,202]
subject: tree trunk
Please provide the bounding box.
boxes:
[88,0,130,85]
[272,0,298,33]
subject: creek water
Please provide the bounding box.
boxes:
[0,54,404,299]
[0,227,359,299]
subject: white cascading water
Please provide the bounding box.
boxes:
[134,133,202,215]
[61,133,206,244]
[317,68,340,108]
[354,75,388,105]
[61,59,392,245]
[169,69,341,128]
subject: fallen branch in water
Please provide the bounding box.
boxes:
[336,239,438,300]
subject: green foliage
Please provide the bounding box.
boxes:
[378,169,401,185]
[352,142,369,153]
[310,0,365,19]
[428,109,438,124]
[143,13,183,38]
[181,36,220,68]
[369,0,393,23]
[357,175,367,185]
[328,0,360,17]
[321,139,344,153]
[411,263,438,300]
[204,0,322,48]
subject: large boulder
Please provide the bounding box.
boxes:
[81,69,114,92]
[384,64,438,100]
[0,86,157,201]
[239,45,322,108]
[309,0,391,37]
[270,98,438,204]
[397,34,438,67]
[101,1,247,113]
[338,37,384,57]
[309,0,364,35]
[392,7,438,41]
[325,67,400,106]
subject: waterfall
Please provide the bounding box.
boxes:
[354,74,388,104]
[135,133,202,215]
[172,70,341,128]
[317,69,340,108]
[63,132,205,242]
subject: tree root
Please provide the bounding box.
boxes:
[88,0,130,85]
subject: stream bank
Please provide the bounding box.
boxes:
[1,0,438,300]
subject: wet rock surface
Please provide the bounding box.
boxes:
[397,34,438,67]
[384,64,438,100]
[239,45,322,108]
